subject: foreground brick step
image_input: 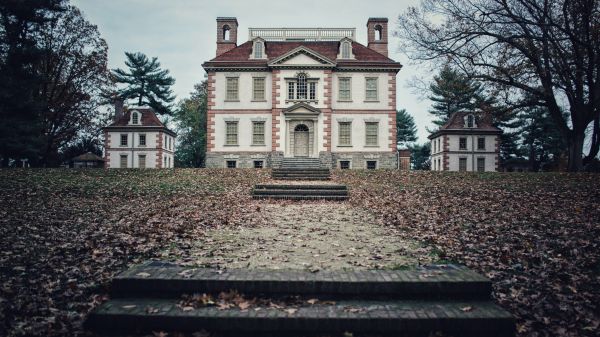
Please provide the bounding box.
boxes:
[253,189,348,196]
[272,177,331,181]
[109,263,492,300]
[253,195,349,200]
[86,298,514,336]
[273,169,331,173]
[255,184,347,190]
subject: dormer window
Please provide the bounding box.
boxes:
[251,38,267,59]
[465,114,476,128]
[130,111,140,125]
[337,38,354,59]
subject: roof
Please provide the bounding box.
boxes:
[107,107,165,127]
[428,111,502,139]
[203,41,401,69]
[72,152,104,162]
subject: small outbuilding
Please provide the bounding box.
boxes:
[71,152,105,168]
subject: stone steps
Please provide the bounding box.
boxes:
[252,184,348,200]
[85,262,515,336]
[272,169,331,180]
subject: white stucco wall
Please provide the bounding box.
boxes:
[446,134,496,152]
[214,72,272,110]
[106,130,175,168]
[447,153,497,172]
[331,113,391,152]
[213,114,272,152]
[331,72,390,110]
[429,134,498,171]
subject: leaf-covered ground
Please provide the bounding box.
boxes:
[0,169,599,337]
[335,170,600,337]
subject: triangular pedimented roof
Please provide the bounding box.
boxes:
[282,102,321,114]
[268,46,336,67]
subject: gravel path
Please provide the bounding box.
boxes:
[169,201,433,270]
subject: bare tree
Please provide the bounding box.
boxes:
[397,0,600,171]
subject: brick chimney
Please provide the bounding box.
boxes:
[366,17,388,57]
[114,98,124,122]
[216,17,238,57]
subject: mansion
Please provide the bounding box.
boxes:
[202,17,402,169]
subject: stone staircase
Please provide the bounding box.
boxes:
[252,184,349,200]
[272,158,330,180]
[86,261,515,336]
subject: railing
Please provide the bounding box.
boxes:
[248,28,355,41]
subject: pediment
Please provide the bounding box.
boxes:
[269,46,336,67]
[283,102,321,114]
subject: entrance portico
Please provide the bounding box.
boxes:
[283,103,320,158]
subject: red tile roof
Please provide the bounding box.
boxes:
[203,41,401,68]
[429,112,502,139]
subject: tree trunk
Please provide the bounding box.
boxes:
[567,131,585,172]
[583,115,599,166]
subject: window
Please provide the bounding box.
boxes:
[309,82,316,100]
[340,160,350,169]
[223,25,230,40]
[253,160,263,168]
[226,160,237,168]
[477,157,485,172]
[365,122,379,146]
[120,155,127,168]
[252,121,265,145]
[120,134,128,146]
[226,77,239,101]
[164,157,167,167]
[459,137,467,150]
[477,137,485,150]
[433,140,436,153]
[131,112,139,124]
[297,73,307,99]
[138,155,146,169]
[341,41,351,58]
[365,77,378,101]
[254,41,263,58]
[168,157,171,168]
[366,161,377,169]
[287,81,295,100]
[374,24,383,41]
[139,134,146,146]
[225,121,238,145]
[466,114,475,128]
[459,158,467,172]
[339,78,351,101]
[253,77,265,101]
[338,122,351,146]
[438,139,441,152]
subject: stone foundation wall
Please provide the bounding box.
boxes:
[206,151,398,169]
[331,152,397,169]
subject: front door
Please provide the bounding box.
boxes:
[294,124,309,157]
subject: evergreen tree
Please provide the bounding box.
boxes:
[517,106,566,171]
[396,109,418,146]
[409,142,431,170]
[0,0,66,166]
[428,65,490,128]
[112,52,175,115]
[173,82,207,167]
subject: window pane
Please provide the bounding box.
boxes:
[132,113,138,124]
[339,78,351,100]
[478,137,485,150]
[296,74,307,99]
[366,78,378,100]
[459,158,467,172]
[365,122,378,146]
[339,122,351,145]
[120,134,127,146]
[288,81,295,99]
[366,161,377,169]
[309,82,316,100]
[139,134,146,146]
[253,78,265,100]
[252,122,265,145]
[226,122,238,145]
[254,160,263,168]
[226,160,237,168]
[254,42,262,58]
[341,42,350,58]
[138,155,146,169]
[477,158,485,172]
[459,137,467,150]
[340,161,350,169]
[120,155,127,168]
[226,77,238,100]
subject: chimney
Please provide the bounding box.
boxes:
[366,17,388,57]
[114,98,124,122]
[216,17,238,57]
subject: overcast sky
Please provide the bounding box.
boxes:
[72,0,435,143]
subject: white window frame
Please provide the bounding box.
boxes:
[120,134,128,147]
[365,122,379,146]
[365,77,378,101]
[225,77,239,101]
[252,121,265,145]
[252,77,266,101]
[459,157,468,172]
[225,121,238,146]
[338,122,352,146]
[459,137,467,150]
[138,154,146,169]
[139,134,146,147]
[477,137,486,150]
[338,77,352,101]
[120,154,128,168]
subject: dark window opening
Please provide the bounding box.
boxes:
[223,25,230,40]
[374,24,383,40]
[477,137,485,150]
[226,160,236,168]
[253,160,263,169]
[340,161,350,169]
[459,137,467,150]
[366,161,377,170]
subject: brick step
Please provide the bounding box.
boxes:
[86,298,514,336]
[255,184,347,190]
[271,175,331,179]
[253,195,348,200]
[272,177,331,181]
[253,189,348,196]
[273,169,331,172]
[109,263,492,300]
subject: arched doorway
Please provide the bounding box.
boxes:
[294,124,309,157]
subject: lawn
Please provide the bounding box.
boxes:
[0,169,598,337]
